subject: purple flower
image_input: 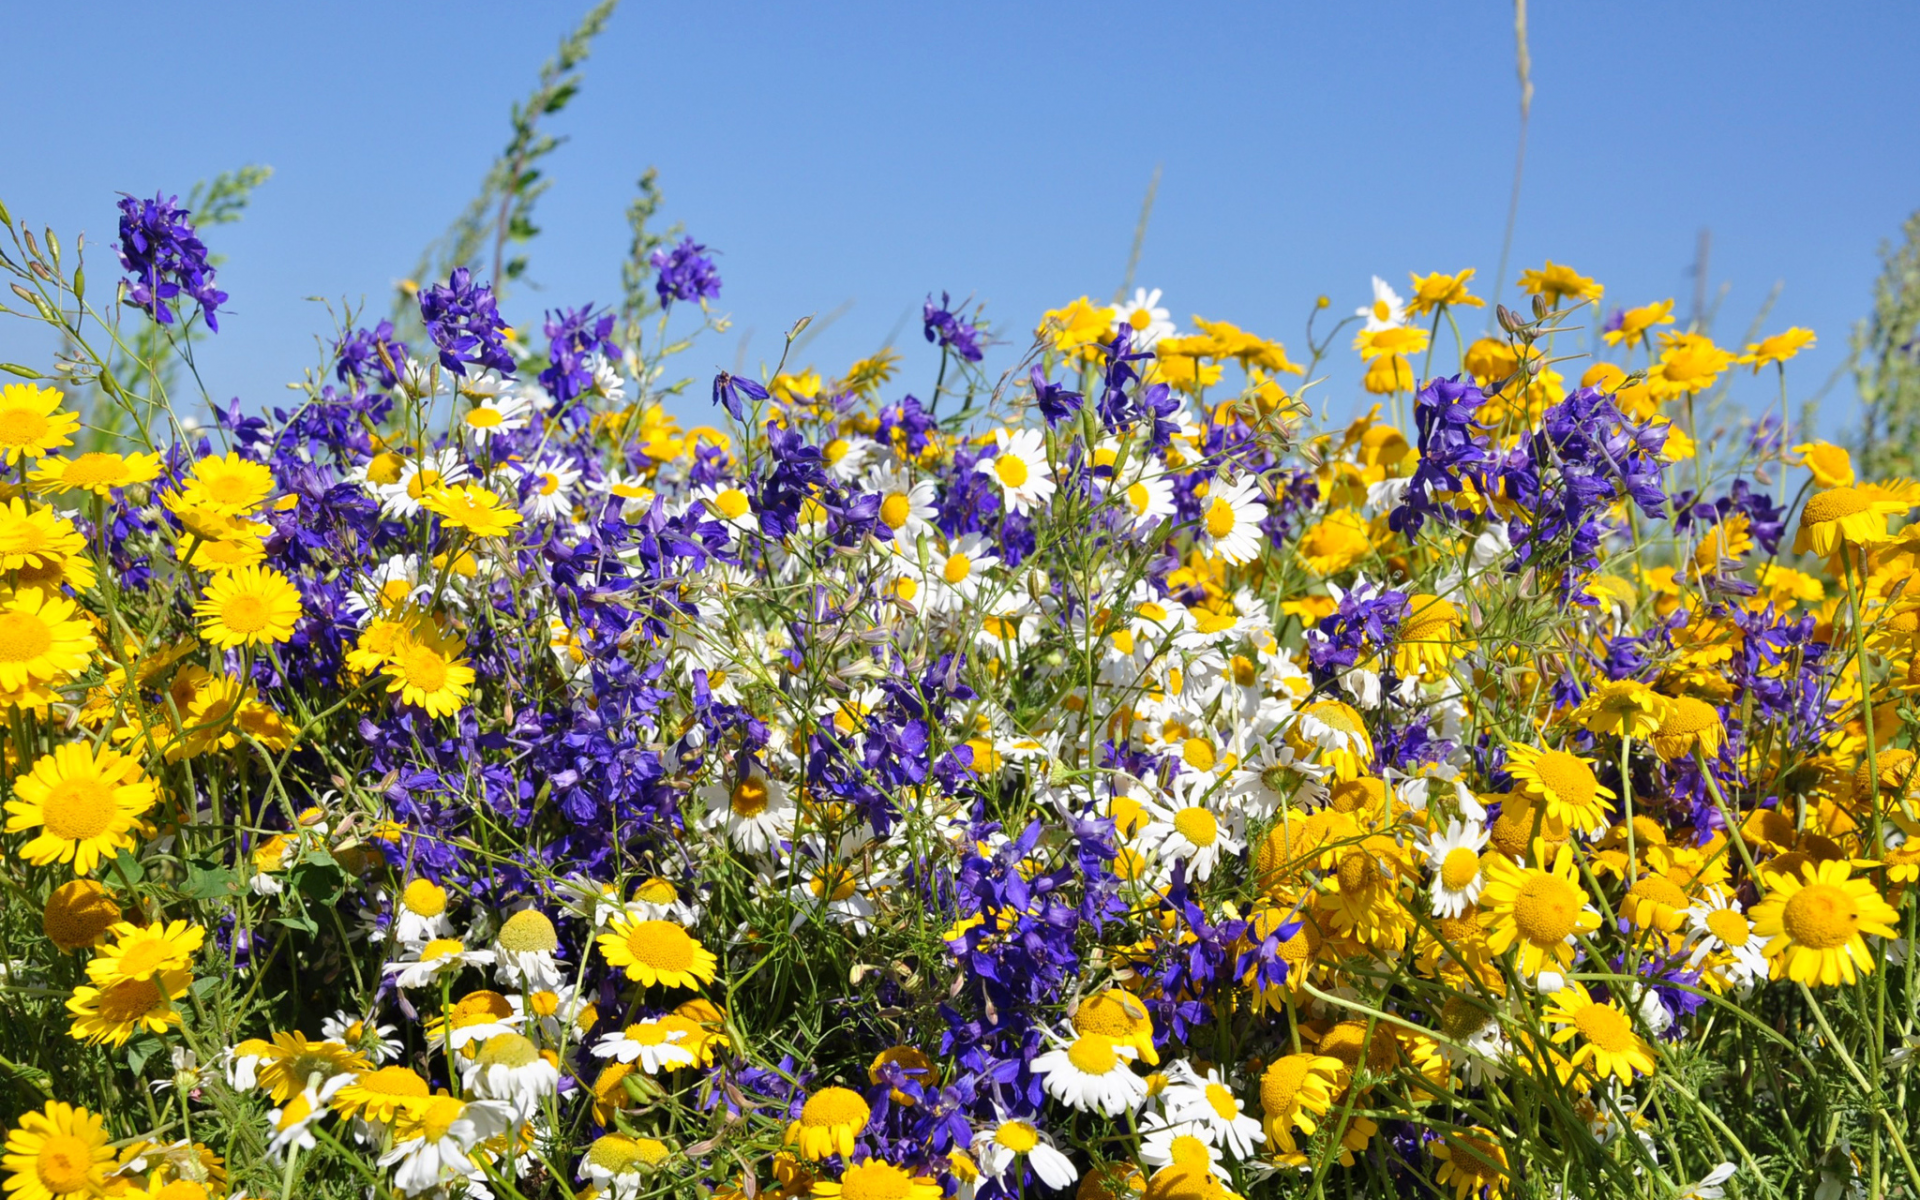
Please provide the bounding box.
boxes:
[334,320,410,391]
[417,268,514,378]
[711,371,769,422]
[115,192,227,331]
[651,237,722,307]
[923,292,986,363]
[539,304,620,407]
[1027,366,1083,426]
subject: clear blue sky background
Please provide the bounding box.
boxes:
[3,2,1916,436]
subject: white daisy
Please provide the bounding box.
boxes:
[1032,1030,1146,1116]
[1157,1064,1265,1160]
[320,1011,401,1064]
[1138,1117,1226,1170]
[461,1032,560,1119]
[978,426,1056,516]
[344,554,432,624]
[697,764,795,854]
[924,534,1000,612]
[1424,818,1491,919]
[1197,476,1269,565]
[391,879,455,947]
[266,1074,351,1162]
[590,1020,697,1074]
[519,456,582,521]
[822,434,881,482]
[1113,287,1177,349]
[379,1097,515,1195]
[1356,275,1407,331]
[690,482,757,533]
[460,391,532,444]
[378,451,470,518]
[384,937,496,990]
[868,469,939,538]
[594,470,658,519]
[1134,790,1242,882]
[972,1115,1079,1191]
[1683,890,1768,992]
[1115,470,1177,533]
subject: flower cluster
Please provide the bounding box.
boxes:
[0,191,1908,1200]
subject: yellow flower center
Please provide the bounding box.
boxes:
[31,1132,96,1194]
[1337,849,1378,893]
[713,489,750,520]
[60,453,125,486]
[40,773,117,840]
[1129,308,1153,331]
[0,406,52,447]
[1259,1057,1309,1115]
[475,1032,538,1068]
[1802,487,1870,524]
[218,594,273,636]
[1204,1082,1240,1121]
[879,493,912,529]
[1173,806,1219,848]
[942,554,972,585]
[359,1065,429,1098]
[635,878,677,904]
[1627,875,1689,912]
[1530,750,1600,808]
[1372,299,1392,322]
[994,454,1030,488]
[416,1096,466,1142]
[537,473,561,496]
[1126,482,1152,514]
[1705,908,1750,947]
[94,977,163,1022]
[731,776,770,817]
[420,938,465,963]
[1781,883,1859,950]
[994,1120,1040,1152]
[1204,497,1237,539]
[1181,737,1217,773]
[1657,695,1719,736]
[1440,847,1481,891]
[624,921,696,971]
[400,644,450,693]
[1066,1033,1120,1074]
[800,1085,871,1129]
[402,878,448,917]
[466,407,505,428]
[838,1161,915,1200]
[809,865,860,902]
[113,939,174,979]
[205,473,256,506]
[497,909,558,953]
[0,610,53,663]
[1570,1002,1636,1053]
[1510,872,1581,945]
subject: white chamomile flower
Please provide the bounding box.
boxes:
[1138,1117,1226,1170]
[925,534,999,612]
[519,456,582,521]
[595,470,658,519]
[321,1010,401,1064]
[556,875,627,928]
[624,876,703,925]
[1032,1030,1146,1116]
[380,1096,515,1195]
[1115,470,1177,533]
[1680,1163,1738,1200]
[1157,1063,1265,1159]
[344,554,433,623]
[391,878,455,947]
[868,469,939,538]
[973,1114,1079,1190]
[1357,275,1407,331]
[822,433,880,482]
[266,1074,352,1162]
[1424,817,1491,918]
[492,908,565,991]
[1133,791,1242,883]
[690,481,757,532]
[979,426,1056,516]
[378,451,470,518]
[1113,287,1177,348]
[1197,476,1269,566]
[590,354,627,403]
[460,391,532,444]
[697,764,796,854]
[462,1032,560,1119]
[1683,890,1768,991]
[591,1020,697,1074]
[385,937,496,990]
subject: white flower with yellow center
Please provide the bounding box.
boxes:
[579,1133,671,1198]
[1134,790,1242,883]
[1356,275,1407,331]
[1113,286,1177,348]
[594,469,658,519]
[379,1095,515,1195]
[1157,1063,1266,1159]
[822,434,880,482]
[321,1010,401,1064]
[690,482,757,533]
[1115,469,1177,533]
[978,426,1056,516]
[697,763,795,854]
[590,1019,697,1074]
[384,937,495,990]
[925,534,999,612]
[1138,1117,1227,1170]
[391,878,456,947]
[867,469,939,538]
[518,456,582,521]
[492,909,565,990]
[460,391,532,444]
[1683,889,1768,991]
[461,1032,559,1119]
[972,1113,1079,1190]
[1424,817,1491,919]
[266,1073,351,1162]
[377,451,470,518]
[1032,1029,1146,1116]
[1196,476,1269,566]
[623,875,704,925]
[786,854,883,935]
[556,875,627,928]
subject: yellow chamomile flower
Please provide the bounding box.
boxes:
[596,916,718,989]
[1750,860,1899,986]
[1742,327,1815,370]
[786,1086,872,1160]
[423,482,524,537]
[1517,261,1603,307]
[1504,744,1616,837]
[30,450,165,496]
[1545,982,1657,1084]
[1258,1053,1343,1155]
[2,1101,115,1200]
[0,384,81,464]
[1480,844,1601,981]
[4,743,157,874]
[194,564,304,649]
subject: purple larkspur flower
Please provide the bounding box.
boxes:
[418,267,515,377]
[115,192,227,331]
[651,237,722,307]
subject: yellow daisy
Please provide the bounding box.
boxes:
[1257,1053,1343,1155]
[331,1066,430,1124]
[1393,594,1461,678]
[169,451,275,516]
[1750,859,1899,986]
[86,919,204,986]
[423,482,523,537]
[0,499,84,571]
[1479,843,1600,979]
[67,969,187,1045]
[1742,327,1816,370]
[1407,269,1484,316]
[4,742,157,874]
[1,1100,114,1200]
[194,565,303,649]
[1572,680,1670,739]
[1648,695,1726,762]
[1544,983,1657,1085]
[1504,744,1615,837]
[811,1159,941,1199]
[379,621,476,717]
[30,450,165,497]
[1794,485,1911,556]
[251,1031,372,1103]
[0,384,81,464]
[41,880,122,952]
[1517,261,1603,307]
[596,916,718,989]
[1432,1127,1510,1200]
[0,587,96,692]
[786,1086,873,1161]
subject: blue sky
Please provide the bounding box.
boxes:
[3,2,1916,435]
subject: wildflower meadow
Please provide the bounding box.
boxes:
[3,8,1920,1200]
